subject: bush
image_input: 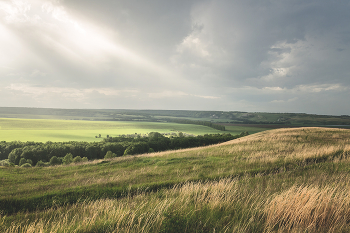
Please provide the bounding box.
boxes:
[19,158,33,166]
[21,163,32,167]
[36,160,46,167]
[19,158,27,166]
[82,157,88,162]
[63,153,73,165]
[104,151,116,159]
[0,159,10,166]
[50,156,62,166]
[73,156,82,163]
[27,159,33,166]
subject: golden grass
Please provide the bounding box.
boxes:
[134,127,350,165]
[3,174,350,232]
[216,127,350,164]
[1,178,265,233]
[3,127,350,232]
[264,184,350,233]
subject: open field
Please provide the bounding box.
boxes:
[1,127,350,232]
[0,118,266,142]
[1,107,350,126]
[0,118,240,142]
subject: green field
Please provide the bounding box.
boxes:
[1,127,350,232]
[0,118,267,142]
[2,107,350,126]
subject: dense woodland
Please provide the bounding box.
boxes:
[0,132,248,167]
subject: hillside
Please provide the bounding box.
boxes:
[1,127,350,232]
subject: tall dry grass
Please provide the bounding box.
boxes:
[3,127,350,232]
[1,178,265,233]
[264,184,350,233]
[3,175,350,232]
[217,127,350,164]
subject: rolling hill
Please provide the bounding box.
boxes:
[1,127,350,232]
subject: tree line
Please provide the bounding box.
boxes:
[0,132,249,167]
[163,118,226,131]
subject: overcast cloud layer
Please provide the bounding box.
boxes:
[0,0,349,115]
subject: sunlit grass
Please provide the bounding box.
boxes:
[0,118,239,142]
[265,184,350,232]
[2,127,350,232]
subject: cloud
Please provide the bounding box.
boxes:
[271,97,298,103]
[0,0,350,115]
[0,0,32,23]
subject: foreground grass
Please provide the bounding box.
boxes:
[1,127,350,232]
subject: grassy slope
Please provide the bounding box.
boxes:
[0,118,254,142]
[1,127,350,232]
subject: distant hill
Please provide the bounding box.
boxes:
[0,107,350,126]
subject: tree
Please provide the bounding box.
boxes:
[63,153,73,164]
[36,160,46,167]
[21,163,32,167]
[8,148,23,165]
[50,156,61,166]
[123,142,149,155]
[72,156,82,163]
[19,158,27,166]
[104,151,116,159]
[148,132,164,141]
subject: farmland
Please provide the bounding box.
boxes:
[0,118,267,142]
[1,107,350,126]
[1,127,350,232]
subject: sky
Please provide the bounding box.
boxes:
[0,0,349,115]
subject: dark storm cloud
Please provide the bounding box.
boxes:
[0,0,349,114]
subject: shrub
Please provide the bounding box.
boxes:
[104,151,116,159]
[27,159,33,165]
[19,158,33,166]
[21,163,32,167]
[36,160,46,167]
[19,158,27,166]
[73,156,82,163]
[63,153,73,165]
[82,157,88,162]
[0,159,10,166]
[50,156,62,166]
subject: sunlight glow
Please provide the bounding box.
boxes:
[0,0,172,78]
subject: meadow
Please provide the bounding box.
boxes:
[0,118,267,142]
[0,118,246,142]
[1,127,350,232]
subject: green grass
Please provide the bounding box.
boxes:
[0,118,267,142]
[3,127,350,232]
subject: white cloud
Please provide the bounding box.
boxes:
[177,34,210,58]
[296,84,348,93]
[147,90,220,100]
[1,0,350,114]
[0,0,31,23]
[263,86,286,91]
[271,97,298,103]
[6,83,140,102]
